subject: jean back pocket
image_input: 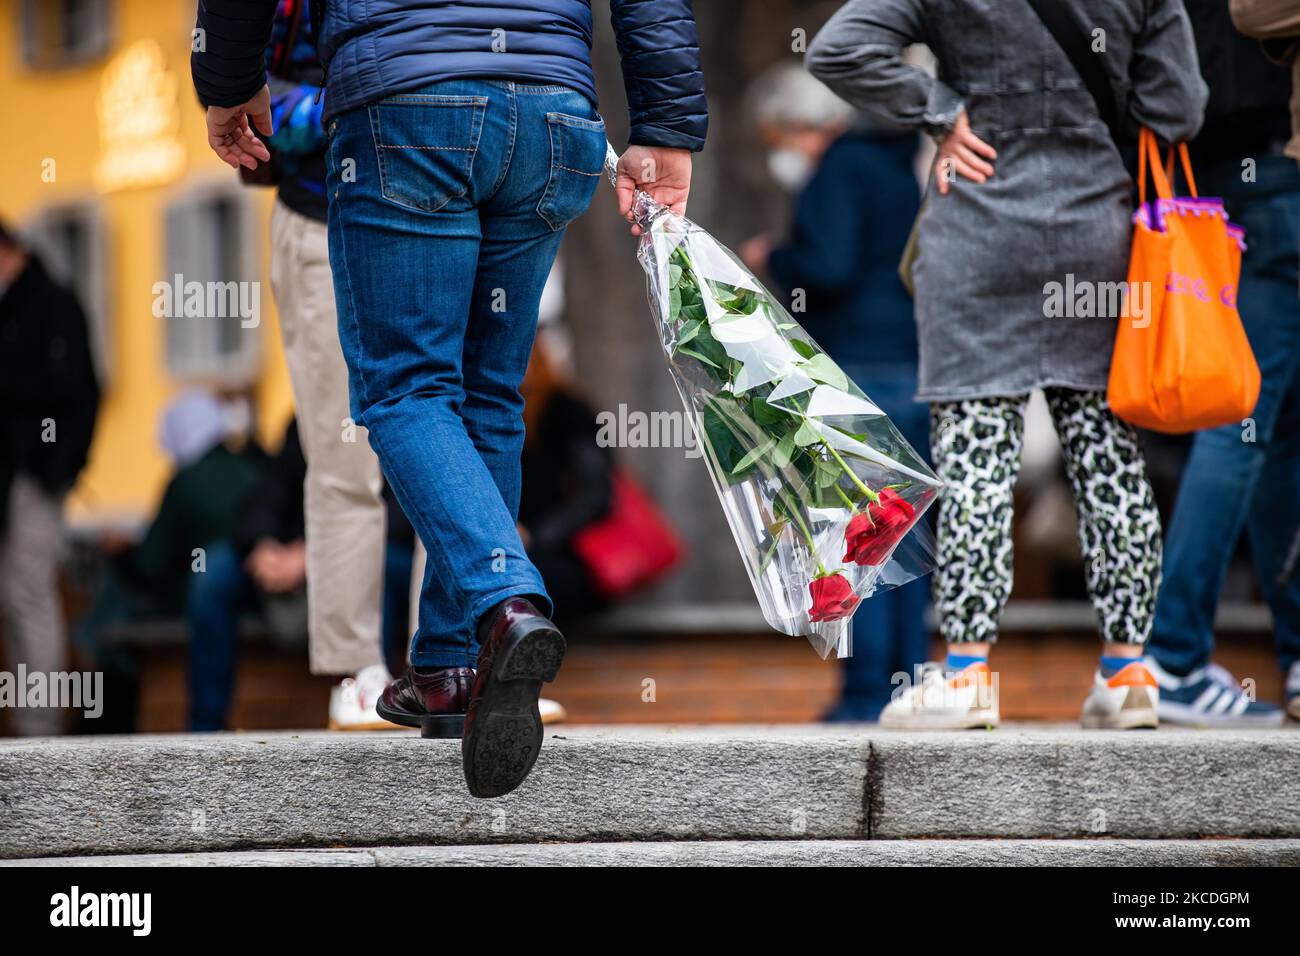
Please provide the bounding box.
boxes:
[536,112,607,231]
[371,94,487,213]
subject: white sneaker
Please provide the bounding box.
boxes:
[879,662,999,730]
[329,664,403,731]
[1080,661,1159,729]
[539,697,567,725]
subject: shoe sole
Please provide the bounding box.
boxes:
[879,708,999,731]
[375,697,466,738]
[327,716,408,732]
[463,617,566,799]
[1081,710,1159,730]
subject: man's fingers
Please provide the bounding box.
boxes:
[221,136,262,170]
[249,107,274,138]
[206,110,270,168]
[616,180,634,219]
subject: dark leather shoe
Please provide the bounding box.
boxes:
[462,597,566,798]
[376,666,474,738]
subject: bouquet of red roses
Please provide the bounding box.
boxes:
[608,147,942,658]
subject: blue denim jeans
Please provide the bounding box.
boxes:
[1150,153,1300,677]
[326,80,607,668]
[187,540,256,731]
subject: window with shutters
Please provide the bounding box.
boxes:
[20,0,113,69]
[161,187,262,384]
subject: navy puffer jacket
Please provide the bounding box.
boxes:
[192,0,708,152]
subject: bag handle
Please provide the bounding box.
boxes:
[1138,128,1197,206]
[1165,143,1198,198]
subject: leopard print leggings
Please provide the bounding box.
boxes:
[930,388,1161,646]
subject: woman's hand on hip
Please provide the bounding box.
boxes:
[935,110,996,195]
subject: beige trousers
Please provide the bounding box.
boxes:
[270,200,385,676]
[0,475,69,735]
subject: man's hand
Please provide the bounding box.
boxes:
[934,110,996,195]
[616,146,693,235]
[246,538,307,593]
[205,85,274,170]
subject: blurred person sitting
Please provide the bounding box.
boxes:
[1140,0,1300,724]
[739,65,928,722]
[187,419,334,730]
[0,220,100,736]
[76,391,261,731]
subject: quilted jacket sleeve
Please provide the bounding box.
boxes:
[192,0,279,108]
[609,0,709,151]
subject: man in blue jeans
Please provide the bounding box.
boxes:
[192,0,707,796]
[1145,2,1300,725]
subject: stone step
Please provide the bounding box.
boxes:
[4,839,1298,867]
[1,725,1296,859]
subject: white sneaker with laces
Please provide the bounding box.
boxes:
[329,664,402,731]
[879,661,999,730]
[1080,660,1159,729]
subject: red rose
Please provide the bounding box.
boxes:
[842,488,916,566]
[808,572,860,622]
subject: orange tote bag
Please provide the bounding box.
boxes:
[1108,128,1259,433]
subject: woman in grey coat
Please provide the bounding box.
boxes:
[808,0,1207,730]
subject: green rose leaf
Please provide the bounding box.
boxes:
[676,319,702,349]
[790,339,816,360]
[801,353,849,391]
[793,419,822,447]
[772,434,796,469]
[730,436,778,476]
[677,344,722,369]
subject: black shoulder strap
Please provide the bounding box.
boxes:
[1024,0,1122,144]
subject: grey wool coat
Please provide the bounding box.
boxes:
[807,0,1208,402]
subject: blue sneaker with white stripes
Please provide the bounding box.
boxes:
[1144,658,1284,727]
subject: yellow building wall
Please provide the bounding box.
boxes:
[0,0,295,527]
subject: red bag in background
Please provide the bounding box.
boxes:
[571,469,683,599]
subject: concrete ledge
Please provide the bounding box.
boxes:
[0,726,1296,858]
[4,839,1298,867]
[0,727,868,858]
[868,726,1300,839]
